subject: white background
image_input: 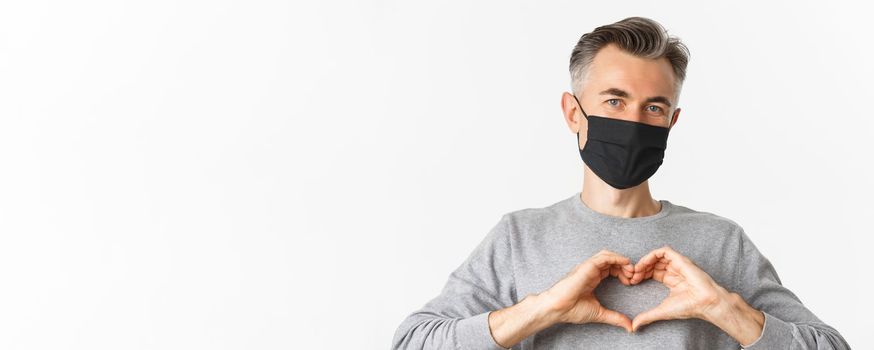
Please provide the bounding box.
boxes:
[0,0,871,349]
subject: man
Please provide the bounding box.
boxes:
[391,17,850,349]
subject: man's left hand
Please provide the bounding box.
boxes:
[629,245,766,346]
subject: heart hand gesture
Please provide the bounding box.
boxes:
[531,246,764,346]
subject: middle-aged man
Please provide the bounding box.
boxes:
[391,17,851,349]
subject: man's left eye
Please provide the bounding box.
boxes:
[647,105,663,113]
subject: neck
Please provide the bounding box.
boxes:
[580,166,662,218]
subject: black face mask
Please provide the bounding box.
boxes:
[572,95,671,190]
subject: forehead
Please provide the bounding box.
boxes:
[585,44,677,101]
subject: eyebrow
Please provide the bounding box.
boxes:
[599,87,672,107]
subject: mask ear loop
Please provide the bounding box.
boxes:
[571,94,589,121]
[572,94,589,149]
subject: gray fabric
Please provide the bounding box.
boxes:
[391,192,851,349]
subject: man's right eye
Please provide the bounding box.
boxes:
[606,99,621,106]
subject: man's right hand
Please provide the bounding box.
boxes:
[540,249,635,332]
[487,250,634,348]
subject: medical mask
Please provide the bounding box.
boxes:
[572,95,670,189]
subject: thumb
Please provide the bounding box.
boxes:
[632,303,672,332]
[592,307,632,333]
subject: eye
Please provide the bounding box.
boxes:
[606,99,621,107]
[646,105,664,114]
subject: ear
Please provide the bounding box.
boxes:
[561,92,583,133]
[669,107,681,128]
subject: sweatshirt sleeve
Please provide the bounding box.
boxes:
[391,214,518,350]
[732,227,851,350]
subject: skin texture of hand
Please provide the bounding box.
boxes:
[628,245,765,345]
[541,249,637,332]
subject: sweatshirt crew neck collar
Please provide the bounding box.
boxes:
[571,191,673,226]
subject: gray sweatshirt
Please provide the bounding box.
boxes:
[391,192,850,349]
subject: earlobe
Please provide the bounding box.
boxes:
[670,108,681,127]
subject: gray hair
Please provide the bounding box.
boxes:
[569,17,690,103]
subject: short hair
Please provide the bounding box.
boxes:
[569,17,690,101]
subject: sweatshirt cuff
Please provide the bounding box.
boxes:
[741,310,794,349]
[455,311,509,350]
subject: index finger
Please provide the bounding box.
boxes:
[634,245,688,273]
[589,251,631,270]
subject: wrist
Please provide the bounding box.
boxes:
[526,292,564,328]
[488,292,559,348]
[535,289,572,325]
[704,290,765,346]
[700,286,734,323]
